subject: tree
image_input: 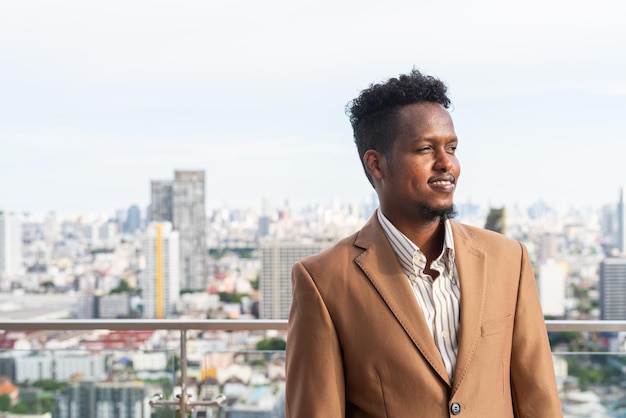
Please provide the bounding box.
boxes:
[218,292,246,304]
[33,378,65,391]
[9,401,31,414]
[110,279,133,295]
[0,394,11,411]
[485,207,506,234]
[256,337,286,351]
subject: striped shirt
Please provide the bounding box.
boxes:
[377,209,461,379]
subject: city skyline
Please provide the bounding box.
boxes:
[2,1,625,214]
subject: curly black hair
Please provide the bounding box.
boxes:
[345,69,451,186]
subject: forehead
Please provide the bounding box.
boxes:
[394,102,456,139]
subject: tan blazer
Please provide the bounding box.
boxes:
[286,213,562,418]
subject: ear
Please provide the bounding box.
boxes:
[363,150,386,181]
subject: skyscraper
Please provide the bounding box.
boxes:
[150,180,173,222]
[600,257,626,320]
[0,211,22,281]
[172,170,207,290]
[143,222,180,318]
[123,204,142,234]
[150,170,207,291]
[259,242,329,319]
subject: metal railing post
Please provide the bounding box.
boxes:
[148,328,227,415]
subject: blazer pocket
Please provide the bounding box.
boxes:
[481,314,514,337]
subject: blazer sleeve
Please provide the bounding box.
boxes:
[510,242,563,417]
[285,261,346,418]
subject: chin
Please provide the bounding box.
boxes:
[419,204,457,220]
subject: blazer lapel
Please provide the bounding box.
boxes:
[354,213,451,386]
[450,221,487,394]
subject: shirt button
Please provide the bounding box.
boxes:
[450,402,461,415]
[441,330,449,338]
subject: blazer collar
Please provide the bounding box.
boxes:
[354,212,451,386]
[449,221,487,394]
[353,213,488,391]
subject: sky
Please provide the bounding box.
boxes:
[1,0,626,215]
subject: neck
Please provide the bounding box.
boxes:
[386,213,446,263]
[411,219,446,262]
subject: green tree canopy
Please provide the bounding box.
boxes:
[0,394,11,411]
[110,279,133,294]
[256,337,286,351]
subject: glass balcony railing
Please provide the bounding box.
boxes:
[0,320,625,418]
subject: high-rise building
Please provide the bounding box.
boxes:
[0,211,22,280]
[150,171,206,290]
[123,204,142,234]
[259,242,329,319]
[143,222,180,318]
[150,180,173,222]
[172,170,207,290]
[53,380,147,418]
[600,257,626,320]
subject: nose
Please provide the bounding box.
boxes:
[434,149,454,172]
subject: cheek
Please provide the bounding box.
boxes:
[453,159,461,176]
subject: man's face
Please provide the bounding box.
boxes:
[376,102,460,224]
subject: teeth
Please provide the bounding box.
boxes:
[431,180,452,185]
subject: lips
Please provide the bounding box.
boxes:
[429,176,455,186]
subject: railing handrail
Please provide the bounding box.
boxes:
[1,319,625,332]
[546,320,626,332]
[0,319,289,331]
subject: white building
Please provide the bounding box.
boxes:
[15,354,53,383]
[131,351,167,371]
[0,211,22,281]
[538,259,567,318]
[142,222,180,318]
[55,353,106,381]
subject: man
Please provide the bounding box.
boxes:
[285,69,562,417]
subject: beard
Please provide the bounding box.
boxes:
[418,204,457,221]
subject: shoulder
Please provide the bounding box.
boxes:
[297,231,360,272]
[451,221,524,254]
[296,212,383,272]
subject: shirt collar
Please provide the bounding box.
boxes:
[377,209,456,281]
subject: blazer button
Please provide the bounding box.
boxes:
[450,402,461,415]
